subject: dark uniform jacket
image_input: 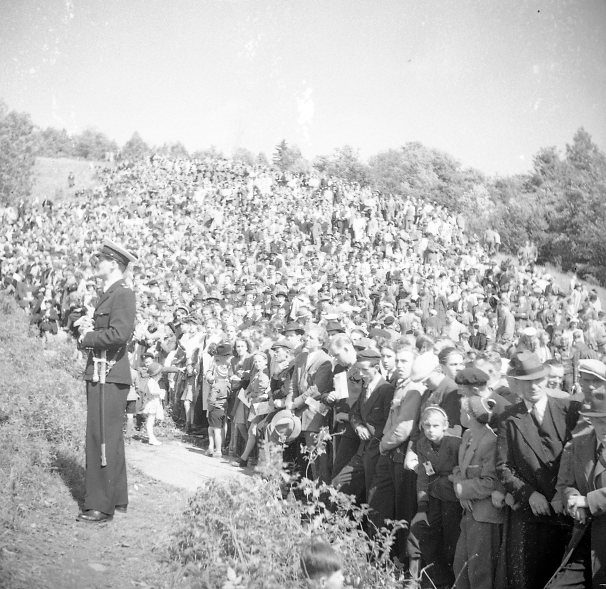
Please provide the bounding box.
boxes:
[81,279,136,385]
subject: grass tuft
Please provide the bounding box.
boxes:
[0,294,86,529]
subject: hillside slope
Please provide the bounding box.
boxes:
[30,157,111,201]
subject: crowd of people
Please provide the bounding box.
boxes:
[1,155,605,588]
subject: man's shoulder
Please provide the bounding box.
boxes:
[569,425,595,445]
[500,401,526,421]
[489,390,512,409]
[477,426,498,447]
[547,395,578,413]
[443,433,462,447]
[105,280,135,299]
[376,380,395,395]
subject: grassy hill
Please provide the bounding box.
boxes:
[31,156,112,201]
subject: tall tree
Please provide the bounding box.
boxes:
[35,126,75,158]
[157,142,189,159]
[0,102,36,204]
[121,132,151,161]
[74,128,118,160]
[272,139,308,172]
[255,152,269,166]
[313,145,370,185]
[232,147,255,166]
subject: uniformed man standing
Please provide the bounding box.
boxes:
[77,240,137,523]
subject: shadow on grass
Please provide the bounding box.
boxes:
[52,449,86,507]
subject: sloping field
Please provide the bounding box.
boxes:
[31,157,112,202]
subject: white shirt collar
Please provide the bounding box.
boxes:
[103,276,122,293]
[365,373,383,397]
[524,394,548,422]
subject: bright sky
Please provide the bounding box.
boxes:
[1,0,605,175]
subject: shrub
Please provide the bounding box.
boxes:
[168,444,405,588]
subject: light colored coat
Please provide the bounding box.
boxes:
[289,349,333,431]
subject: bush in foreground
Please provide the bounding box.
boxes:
[168,445,405,588]
[0,295,86,529]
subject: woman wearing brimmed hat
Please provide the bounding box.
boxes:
[496,351,582,589]
[551,365,606,588]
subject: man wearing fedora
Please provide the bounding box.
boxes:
[77,240,137,523]
[548,361,606,588]
[496,351,581,589]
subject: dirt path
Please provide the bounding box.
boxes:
[125,436,249,493]
[0,435,249,589]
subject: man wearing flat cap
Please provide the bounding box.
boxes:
[332,347,394,506]
[549,364,606,588]
[496,351,581,588]
[77,240,137,523]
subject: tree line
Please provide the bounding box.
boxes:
[1,100,605,284]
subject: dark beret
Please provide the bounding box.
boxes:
[357,348,382,362]
[455,367,490,386]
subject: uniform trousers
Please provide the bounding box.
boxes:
[84,382,129,515]
[453,512,502,589]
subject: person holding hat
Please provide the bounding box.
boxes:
[550,373,606,588]
[76,239,137,523]
[496,351,582,589]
